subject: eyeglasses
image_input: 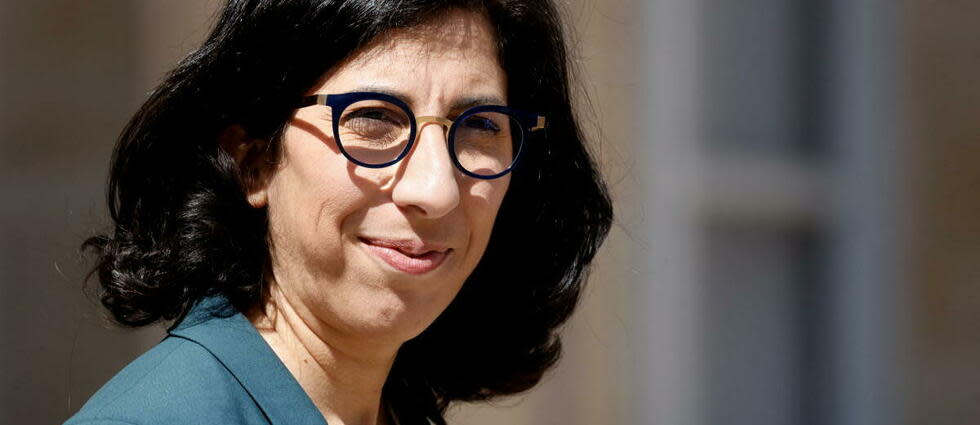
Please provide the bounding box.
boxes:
[296,91,546,180]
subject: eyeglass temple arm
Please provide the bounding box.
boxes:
[297,94,329,108]
[532,116,546,131]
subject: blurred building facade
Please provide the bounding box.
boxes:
[1,1,978,425]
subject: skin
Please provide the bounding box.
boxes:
[226,10,509,425]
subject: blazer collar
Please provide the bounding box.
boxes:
[169,295,328,425]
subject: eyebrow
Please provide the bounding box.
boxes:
[453,95,507,110]
[348,85,507,111]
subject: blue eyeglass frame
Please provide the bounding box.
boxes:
[296,91,547,180]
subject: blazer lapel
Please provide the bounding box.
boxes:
[170,295,328,425]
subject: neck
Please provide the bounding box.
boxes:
[247,284,400,425]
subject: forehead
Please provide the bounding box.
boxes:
[315,9,506,99]
[357,9,499,63]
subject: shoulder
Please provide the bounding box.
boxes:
[65,336,267,425]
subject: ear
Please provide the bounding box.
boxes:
[218,124,270,208]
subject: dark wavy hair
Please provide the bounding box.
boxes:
[83,0,612,423]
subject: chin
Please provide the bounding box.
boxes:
[347,288,446,343]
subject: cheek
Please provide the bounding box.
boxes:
[469,175,510,217]
[265,137,371,275]
[461,177,510,257]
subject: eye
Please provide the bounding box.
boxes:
[344,107,404,125]
[338,105,410,147]
[462,115,501,133]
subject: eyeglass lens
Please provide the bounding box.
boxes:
[337,99,522,177]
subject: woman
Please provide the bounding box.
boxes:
[68,0,611,424]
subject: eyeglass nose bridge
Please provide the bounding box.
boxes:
[415,116,454,133]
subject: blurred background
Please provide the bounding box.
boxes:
[1,0,978,424]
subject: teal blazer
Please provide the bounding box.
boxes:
[65,296,328,425]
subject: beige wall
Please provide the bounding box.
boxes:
[906,1,980,423]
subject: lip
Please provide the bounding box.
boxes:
[359,237,451,275]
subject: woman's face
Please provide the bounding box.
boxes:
[250,10,509,345]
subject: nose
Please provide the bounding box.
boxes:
[391,121,460,218]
